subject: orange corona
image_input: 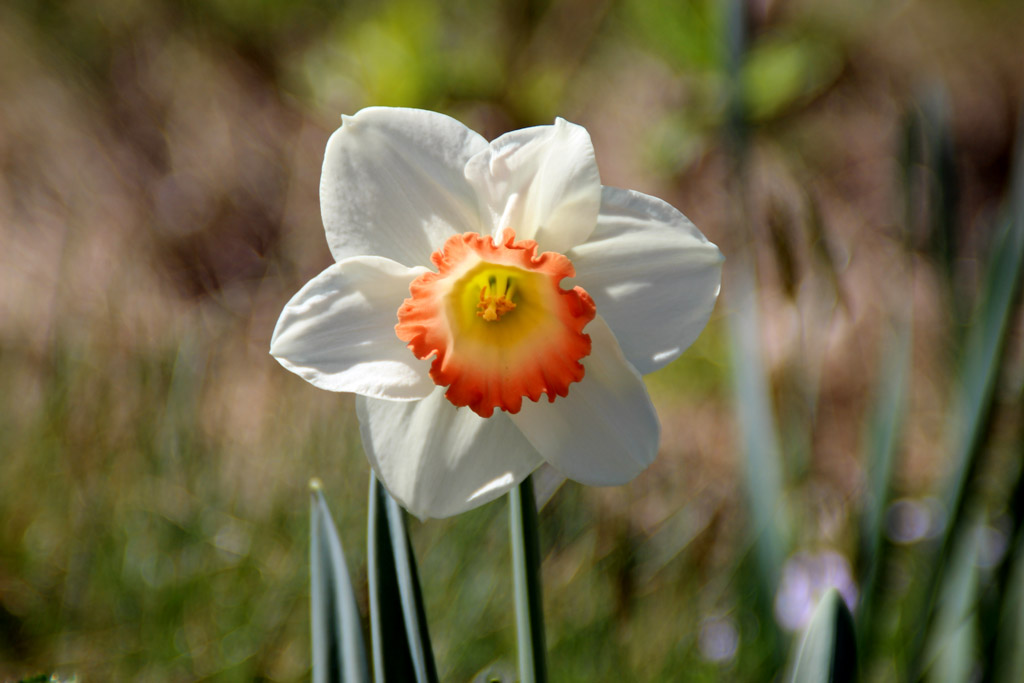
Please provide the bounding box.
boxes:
[395,230,596,417]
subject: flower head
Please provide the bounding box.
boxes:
[395,228,595,417]
[271,107,722,518]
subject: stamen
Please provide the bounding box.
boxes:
[477,277,517,321]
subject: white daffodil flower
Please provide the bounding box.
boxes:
[271,107,723,518]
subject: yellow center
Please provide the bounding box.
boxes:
[447,262,552,349]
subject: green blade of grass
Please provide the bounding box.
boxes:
[922,518,984,683]
[787,589,857,683]
[993,530,1024,683]
[310,481,370,683]
[728,267,789,662]
[367,473,438,683]
[510,476,547,683]
[909,108,1024,681]
[984,395,1024,682]
[941,208,1023,542]
[941,103,1024,546]
[856,314,911,647]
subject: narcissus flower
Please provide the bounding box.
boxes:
[271,107,722,518]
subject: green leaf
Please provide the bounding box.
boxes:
[728,267,789,649]
[856,315,911,639]
[994,531,1024,682]
[621,0,723,72]
[922,520,983,683]
[310,481,370,683]
[367,474,438,683]
[509,476,547,683]
[788,589,857,683]
[943,120,1024,548]
[909,103,1024,681]
[741,35,843,121]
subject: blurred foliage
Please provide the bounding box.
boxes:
[2,0,1024,681]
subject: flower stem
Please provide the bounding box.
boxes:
[509,476,548,683]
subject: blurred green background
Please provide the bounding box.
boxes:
[2,0,1023,680]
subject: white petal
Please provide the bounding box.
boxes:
[464,118,601,254]
[321,107,488,266]
[357,389,544,519]
[509,317,660,486]
[270,256,434,399]
[567,186,723,375]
